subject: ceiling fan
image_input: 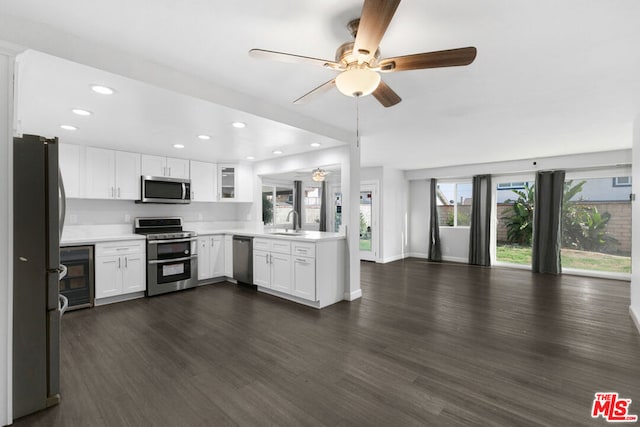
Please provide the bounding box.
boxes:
[249,0,477,108]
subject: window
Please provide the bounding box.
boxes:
[612,176,632,187]
[497,182,526,190]
[561,177,631,274]
[495,179,535,265]
[304,186,321,225]
[436,182,472,227]
[262,185,293,227]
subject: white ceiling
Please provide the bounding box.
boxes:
[15,50,344,163]
[4,0,640,170]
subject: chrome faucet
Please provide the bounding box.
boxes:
[286,209,299,232]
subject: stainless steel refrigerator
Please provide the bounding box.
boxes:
[13,134,67,419]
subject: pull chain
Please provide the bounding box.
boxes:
[356,94,360,148]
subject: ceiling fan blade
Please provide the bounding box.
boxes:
[293,79,336,105]
[249,49,342,70]
[353,0,401,61]
[372,80,401,107]
[378,47,477,72]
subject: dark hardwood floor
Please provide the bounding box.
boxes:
[14,259,640,426]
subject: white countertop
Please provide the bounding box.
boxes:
[61,224,345,245]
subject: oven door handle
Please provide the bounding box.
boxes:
[148,255,198,265]
[147,237,197,245]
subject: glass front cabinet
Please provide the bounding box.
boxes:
[218,165,236,200]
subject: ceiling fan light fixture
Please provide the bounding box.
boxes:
[311,168,327,182]
[335,66,381,97]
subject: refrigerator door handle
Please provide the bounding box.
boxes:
[58,167,66,240]
[58,264,68,280]
[59,294,68,317]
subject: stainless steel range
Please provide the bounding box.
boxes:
[134,217,198,296]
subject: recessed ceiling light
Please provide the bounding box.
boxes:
[60,125,77,131]
[72,108,92,116]
[90,85,115,95]
[197,134,211,140]
[246,156,255,160]
[272,150,283,155]
[173,144,185,149]
[232,121,246,129]
[310,142,321,147]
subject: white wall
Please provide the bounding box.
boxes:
[65,199,251,228]
[380,167,409,263]
[631,116,640,334]
[408,180,429,258]
[0,45,17,427]
[406,150,632,181]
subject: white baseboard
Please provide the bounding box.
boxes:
[94,291,145,306]
[380,254,406,263]
[442,256,468,264]
[344,289,362,301]
[407,252,429,259]
[631,306,640,335]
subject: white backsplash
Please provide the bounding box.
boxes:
[65,198,253,228]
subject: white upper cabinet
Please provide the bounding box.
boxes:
[217,163,253,202]
[85,147,116,199]
[85,147,140,200]
[218,164,236,201]
[142,154,189,179]
[189,160,217,202]
[59,143,83,198]
[166,157,189,179]
[115,151,141,200]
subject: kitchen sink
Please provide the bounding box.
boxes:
[268,231,307,236]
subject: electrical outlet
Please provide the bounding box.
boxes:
[69,214,77,224]
[124,214,131,223]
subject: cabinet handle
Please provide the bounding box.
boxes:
[296,249,307,254]
[118,257,121,269]
[168,167,171,176]
[125,257,128,268]
[163,166,166,176]
[111,187,114,198]
[296,258,308,263]
[117,187,121,198]
[192,191,195,200]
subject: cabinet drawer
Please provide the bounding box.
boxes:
[96,240,145,257]
[270,240,291,254]
[292,241,315,258]
[253,238,271,251]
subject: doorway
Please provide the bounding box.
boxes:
[360,182,379,261]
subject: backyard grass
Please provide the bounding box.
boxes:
[496,245,631,273]
[360,239,372,251]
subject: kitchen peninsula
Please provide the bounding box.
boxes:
[61,225,346,309]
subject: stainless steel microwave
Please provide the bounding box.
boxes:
[138,176,191,204]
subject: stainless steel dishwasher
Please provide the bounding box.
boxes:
[233,235,253,285]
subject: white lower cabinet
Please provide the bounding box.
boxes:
[270,252,292,293]
[252,250,292,291]
[95,241,146,300]
[253,250,270,287]
[253,238,315,300]
[292,256,316,300]
[224,235,233,277]
[197,235,224,280]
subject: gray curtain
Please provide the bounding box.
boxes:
[319,181,327,231]
[469,175,492,266]
[293,180,303,229]
[428,179,442,261]
[532,170,565,274]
